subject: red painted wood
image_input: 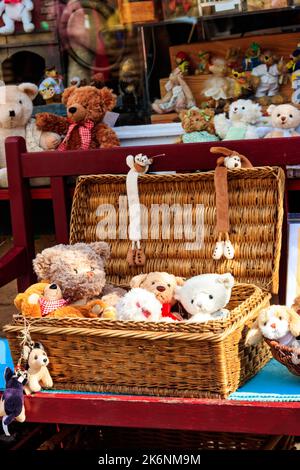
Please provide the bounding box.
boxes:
[287,179,300,191]
[5,138,36,291]
[50,177,69,244]
[17,137,300,178]
[0,188,53,200]
[0,247,26,288]
[23,392,300,435]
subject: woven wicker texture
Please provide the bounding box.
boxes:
[4,284,272,398]
[37,425,295,450]
[69,167,285,294]
[265,339,300,376]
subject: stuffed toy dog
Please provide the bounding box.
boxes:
[210,146,253,261]
[246,305,300,348]
[174,273,234,323]
[23,343,53,394]
[0,367,27,436]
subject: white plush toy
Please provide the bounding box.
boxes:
[0,0,35,35]
[245,305,300,348]
[116,288,162,322]
[174,273,234,323]
[214,99,262,140]
[264,104,300,138]
[0,82,61,187]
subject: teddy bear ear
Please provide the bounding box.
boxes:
[245,320,263,346]
[267,104,276,115]
[33,248,56,280]
[217,273,234,289]
[89,242,110,261]
[287,307,300,337]
[98,87,117,111]
[18,83,38,101]
[130,274,148,288]
[62,86,77,105]
[175,276,185,286]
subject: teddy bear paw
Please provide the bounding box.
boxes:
[212,241,224,260]
[223,240,235,260]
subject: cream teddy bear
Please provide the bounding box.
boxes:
[0,82,61,187]
[214,99,262,140]
[174,273,234,323]
[264,104,300,138]
[0,0,34,35]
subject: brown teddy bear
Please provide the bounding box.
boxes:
[251,49,285,105]
[130,272,185,321]
[179,108,219,143]
[35,85,120,150]
[13,242,125,319]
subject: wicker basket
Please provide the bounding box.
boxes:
[265,339,300,377]
[4,166,285,398]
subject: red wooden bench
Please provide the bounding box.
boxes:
[1,136,300,434]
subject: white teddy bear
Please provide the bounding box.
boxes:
[0,0,35,35]
[174,273,234,323]
[116,288,162,322]
[214,99,263,140]
[264,104,300,138]
[0,82,61,187]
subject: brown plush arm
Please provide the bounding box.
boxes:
[95,123,120,148]
[35,113,69,135]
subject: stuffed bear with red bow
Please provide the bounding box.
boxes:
[35,85,120,150]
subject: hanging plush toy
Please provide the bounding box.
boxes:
[23,342,53,395]
[126,153,153,267]
[0,367,27,437]
[0,0,35,35]
[210,146,253,261]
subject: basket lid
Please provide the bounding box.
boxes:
[69,167,285,294]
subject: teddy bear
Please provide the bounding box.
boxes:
[264,104,300,138]
[251,49,284,105]
[174,273,234,323]
[23,342,53,395]
[33,241,124,307]
[179,107,219,143]
[245,305,300,349]
[0,82,61,188]
[116,288,162,322]
[0,0,34,35]
[130,272,185,321]
[214,99,263,140]
[35,85,120,151]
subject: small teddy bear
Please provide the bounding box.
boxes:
[251,49,284,105]
[174,273,234,323]
[264,104,300,138]
[130,272,185,321]
[179,108,219,143]
[214,99,263,140]
[23,343,53,395]
[35,85,120,150]
[116,288,162,322]
[245,305,300,349]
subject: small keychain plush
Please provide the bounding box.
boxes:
[210,146,253,261]
[126,153,164,267]
[0,367,28,438]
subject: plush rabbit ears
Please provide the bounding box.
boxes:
[210,146,253,168]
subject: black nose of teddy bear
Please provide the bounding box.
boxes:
[68,107,77,114]
[156,286,166,292]
[49,284,57,289]
[9,110,15,117]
